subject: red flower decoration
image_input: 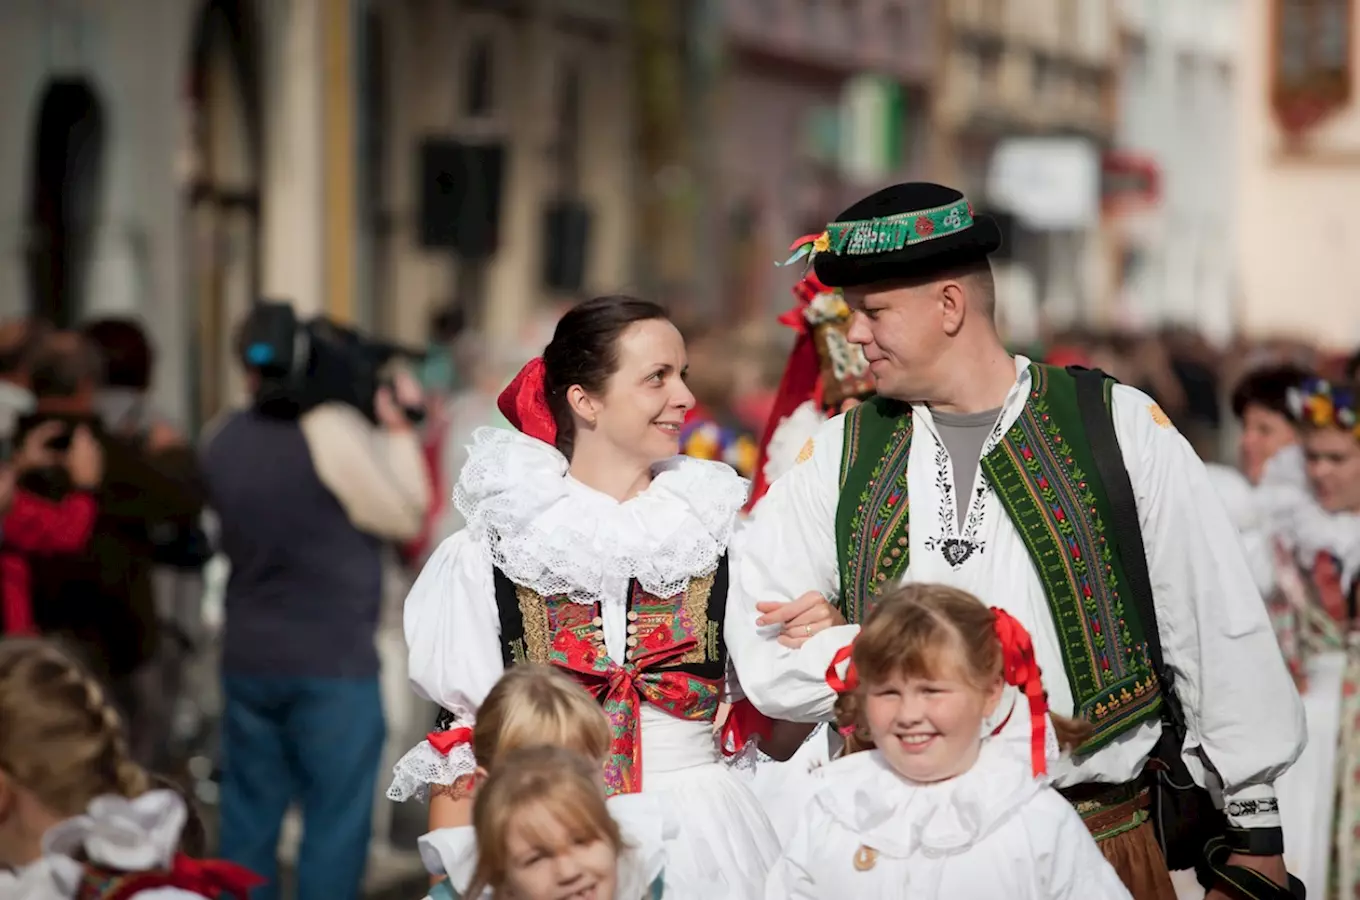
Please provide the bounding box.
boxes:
[914,215,935,236]
[643,626,671,651]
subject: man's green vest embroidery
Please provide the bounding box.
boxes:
[833,363,1162,753]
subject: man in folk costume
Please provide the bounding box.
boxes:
[726,182,1306,900]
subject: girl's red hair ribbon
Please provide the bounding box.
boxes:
[428,726,474,756]
[825,642,859,694]
[991,607,1050,776]
[497,357,558,447]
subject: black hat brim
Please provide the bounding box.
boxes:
[813,214,1003,289]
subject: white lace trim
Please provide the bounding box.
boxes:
[387,738,477,803]
[453,428,748,603]
[761,401,825,489]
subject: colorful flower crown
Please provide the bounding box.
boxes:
[1287,377,1360,438]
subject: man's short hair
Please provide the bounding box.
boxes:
[29,332,104,399]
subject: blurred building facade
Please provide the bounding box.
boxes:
[932,0,1116,342]
[713,0,937,322]
[1109,0,1241,344]
[0,0,642,432]
[1237,0,1360,350]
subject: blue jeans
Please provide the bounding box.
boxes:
[219,674,385,900]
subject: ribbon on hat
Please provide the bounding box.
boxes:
[427,726,474,756]
[991,607,1050,777]
[497,357,558,447]
[170,854,266,900]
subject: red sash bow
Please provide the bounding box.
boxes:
[552,628,719,794]
[427,726,474,755]
[170,855,266,900]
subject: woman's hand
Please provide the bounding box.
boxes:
[756,591,847,649]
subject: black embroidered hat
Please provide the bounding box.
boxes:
[791,182,1002,289]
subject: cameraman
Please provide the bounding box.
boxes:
[200,335,431,900]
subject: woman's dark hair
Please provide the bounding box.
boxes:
[1230,363,1311,421]
[82,318,153,390]
[541,295,669,458]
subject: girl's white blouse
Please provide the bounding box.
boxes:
[765,741,1132,900]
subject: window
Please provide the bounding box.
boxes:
[553,59,583,192]
[464,36,495,118]
[1271,0,1353,134]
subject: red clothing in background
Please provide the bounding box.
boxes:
[1,489,97,635]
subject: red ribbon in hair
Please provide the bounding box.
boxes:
[746,270,835,511]
[497,357,558,447]
[427,726,474,756]
[991,607,1050,776]
[825,642,859,694]
[170,854,266,900]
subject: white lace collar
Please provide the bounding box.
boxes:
[0,792,188,900]
[813,739,1045,858]
[453,427,748,602]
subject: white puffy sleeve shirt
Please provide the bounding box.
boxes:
[765,744,1131,900]
[728,358,1305,829]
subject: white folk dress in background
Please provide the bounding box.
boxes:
[766,739,1132,900]
[390,428,779,899]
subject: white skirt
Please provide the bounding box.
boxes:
[638,708,780,899]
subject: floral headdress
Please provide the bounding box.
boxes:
[1287,376,1360,440]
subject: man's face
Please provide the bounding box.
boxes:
[843,281,952,402]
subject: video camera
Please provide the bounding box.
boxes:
[238,300,426,424]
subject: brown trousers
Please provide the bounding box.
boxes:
[1098,819,1180,900]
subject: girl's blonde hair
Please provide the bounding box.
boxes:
[467,745,622,899]
[0,639,150,815]
[473,666,612,770]
[834,584,1093,752]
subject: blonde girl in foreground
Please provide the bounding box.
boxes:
[419,667,670,899]
[0,638,260,900]
[765,584,1132,900]
[466,745,666,900]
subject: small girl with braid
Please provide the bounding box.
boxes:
[0,638,261,900]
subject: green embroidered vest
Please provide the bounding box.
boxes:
[833,364,1162,753]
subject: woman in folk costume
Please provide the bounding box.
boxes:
[738,269,876,843]
[767,583,1130,900]
[0,638,261,900]
[389,296,783,898]
[1274,376,1360,898]
[726,182,1305,900]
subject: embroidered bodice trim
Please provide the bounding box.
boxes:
[494,560,729,795]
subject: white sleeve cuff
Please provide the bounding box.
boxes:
[1222,783,1282,829]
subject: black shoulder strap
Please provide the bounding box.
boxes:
[1067,366,1186,735]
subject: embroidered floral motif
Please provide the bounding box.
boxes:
[1148,404,1172,428]
[922,413,1004,569]
[840,412,913,624]
[981,372,1161,752]
[511,579,723,796]
[796,438,816,465]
